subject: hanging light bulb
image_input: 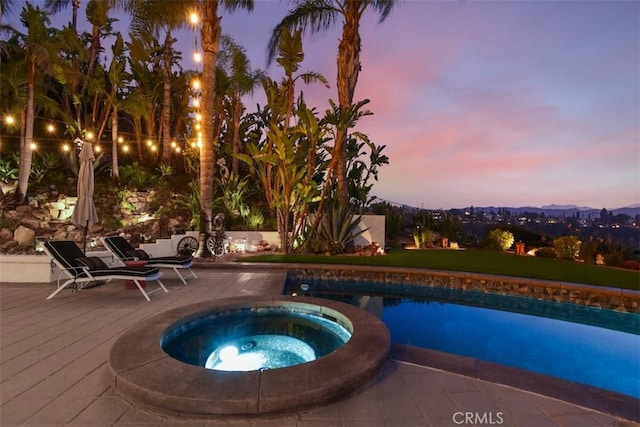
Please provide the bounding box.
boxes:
[189,12,199,26]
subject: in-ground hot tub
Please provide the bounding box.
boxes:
[108,296,390,418]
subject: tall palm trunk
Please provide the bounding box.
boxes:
[71,0,80,30]
[16,61,36,203]
[160,29,172,163]
[335,4,362,206]
[111,110,120,183]
[196,0,222,257]
[231,97,241,176]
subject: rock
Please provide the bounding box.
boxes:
[68,229,85,243]
[52,229,68,240]
[0,240,18,250]
[20,218,42,230]
[16,205,32,215]
[0,228,13,240]
[14,225,36,247]
[31,208,49,220]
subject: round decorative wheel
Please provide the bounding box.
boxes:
[206,236,225,258]
[176,236,199,257]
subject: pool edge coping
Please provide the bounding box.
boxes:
[391,343,640,423]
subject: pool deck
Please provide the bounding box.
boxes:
[1,264,638,427]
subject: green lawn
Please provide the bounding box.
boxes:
[242,249,640,290]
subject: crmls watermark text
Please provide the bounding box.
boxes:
[452,411,504,425]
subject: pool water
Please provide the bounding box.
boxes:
[385,300,640,398]
[286,281,640,398]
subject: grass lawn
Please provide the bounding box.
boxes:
[242,248,640,291]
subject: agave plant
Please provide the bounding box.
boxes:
[309,199,369,254]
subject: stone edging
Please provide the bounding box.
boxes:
[277,264,640,313]
[108,295,390,418]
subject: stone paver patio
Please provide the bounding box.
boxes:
[1,266,638,426]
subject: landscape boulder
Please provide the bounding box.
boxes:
[14,225,36,248]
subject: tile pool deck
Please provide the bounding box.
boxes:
[1,264,638,426]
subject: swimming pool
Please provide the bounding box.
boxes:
[285,280,640,399]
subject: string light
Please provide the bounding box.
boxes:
[189,11,199,26]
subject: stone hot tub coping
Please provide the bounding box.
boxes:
[108,295,390,419]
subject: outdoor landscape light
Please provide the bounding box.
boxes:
[188,11,199,25]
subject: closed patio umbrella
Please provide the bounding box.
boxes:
[71,142,99,254]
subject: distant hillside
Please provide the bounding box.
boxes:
[460,205,640,217]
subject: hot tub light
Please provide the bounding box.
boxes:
[218,345,238,361]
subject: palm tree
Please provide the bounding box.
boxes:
[268,0,397,206]
[44,0,81,30]
[128,0,193,163]
[125,33,161,160]
[218,35,263,176]
[105,32,129,183]
[14,4,59,203]
[0,0,18,25]
[196,0,253,257]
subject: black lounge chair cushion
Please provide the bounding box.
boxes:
[145,255,192,267]
[105,236,193,263]
[126,249,150,261]
[125,248,191,266]
[75,256,109,271]
[72,255,159,278]
[87,265,160,278]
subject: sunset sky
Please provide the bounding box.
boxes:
[10,0,640,210]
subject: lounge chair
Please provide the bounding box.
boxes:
[101,235,197,284]
[44,240,168,301]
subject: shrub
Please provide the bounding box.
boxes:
[579,240,598,264]
[553,236,581,260]
[621,260,640,270]
[0,158,18,183]
[604,251,625,268]
[535,247,558,258]
[245,208,265,231]
[412,228,434,249]
[486,229,514,251]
